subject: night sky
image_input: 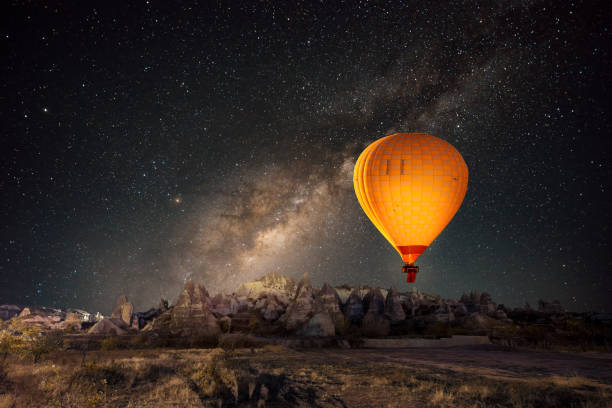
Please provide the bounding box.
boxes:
[2,1,610,314]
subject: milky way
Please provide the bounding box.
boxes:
[1,1,610,313]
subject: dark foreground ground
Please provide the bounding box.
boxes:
[1,345,610,407]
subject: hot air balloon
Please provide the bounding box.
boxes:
[353,132,468,283]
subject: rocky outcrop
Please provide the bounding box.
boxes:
[0,305,22,321]
[88,318,129,336]
[132,275,527,338]
[254,296,286,321]
[211,293,239,316]
[363,288,385,315]
[14,307,67,330]
[450,301,468,318]
[384,288,406,322]
[235,272,296,322]
[111,296,135,327]
[136,300,167,329]
[459,292,497,315]
[314,284,343,322]
[10,273,544,340]
[147,279,219,336]
[19,313,64,330]
[64,312,82,331]
[17,307,31,318]
[401,288,424,317]
[344,289,364,323]
[334,285,353,304]
[432,303,455,322]
[459,292,479,314]
[479,292,496,314]
[359,288,391,336]
[236,272,295,301]
[294,283,344,337]
[279,273,314,331]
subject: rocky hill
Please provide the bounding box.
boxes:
[2,272,610,350]
[85,272,599,344]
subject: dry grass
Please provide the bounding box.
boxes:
[0,394,16,408]
[430,387,455,406]
[0,348,609,407]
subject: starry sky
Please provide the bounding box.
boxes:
[1,1,610,314]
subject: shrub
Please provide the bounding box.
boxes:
[44,330,65,350]
[131,364,176,388]
[100,336,121,351]
[191,355,236,400]
[29,330,64,363]
[0,330,18,361]
[6,327,64,363]
[334,317,352,336]
[520,325,555,348]
[218,318,231,333]
[344,325,364,348]
[424,322,452,338]
[71,361,126,391]
[248,315,262,333]
[218,333,262,350]
[131,332,151,348]
[189,334,219,348]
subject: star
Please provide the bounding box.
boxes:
[0,1,608,314]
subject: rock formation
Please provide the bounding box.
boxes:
[147,279,219,337]
[363,288,385,316]
[111,296,135,327]
[236,272,295,301]
[12,273,561,341]
[479,292,496,314]
[64,312,82,331]
[344,289,364,323]
[0,305,22,321]
[279,273,314,331]
[14,307,67,330]
[136,300,167,330]
[211,293,239,316]
[313,284,343,322]
[254,295,286,321]
[432,303,455,322]
[384,288,406,322]
[88,318,129,336]
[235,272,297,322]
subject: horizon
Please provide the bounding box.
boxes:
[4,271,601,317]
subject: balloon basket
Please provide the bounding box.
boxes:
[402,264,419,283]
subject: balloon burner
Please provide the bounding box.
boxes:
[402,263,419,283]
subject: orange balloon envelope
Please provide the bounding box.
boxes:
[353,132,468,282]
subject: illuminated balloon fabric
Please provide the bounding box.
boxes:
[353,132,468,282]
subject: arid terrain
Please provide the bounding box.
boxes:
[1,272,610,407]
[1,344,611,407]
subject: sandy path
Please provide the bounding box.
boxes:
[301,346,612,383]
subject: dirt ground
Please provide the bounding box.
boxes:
[335,345,612,383]
[1,345,610,407]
